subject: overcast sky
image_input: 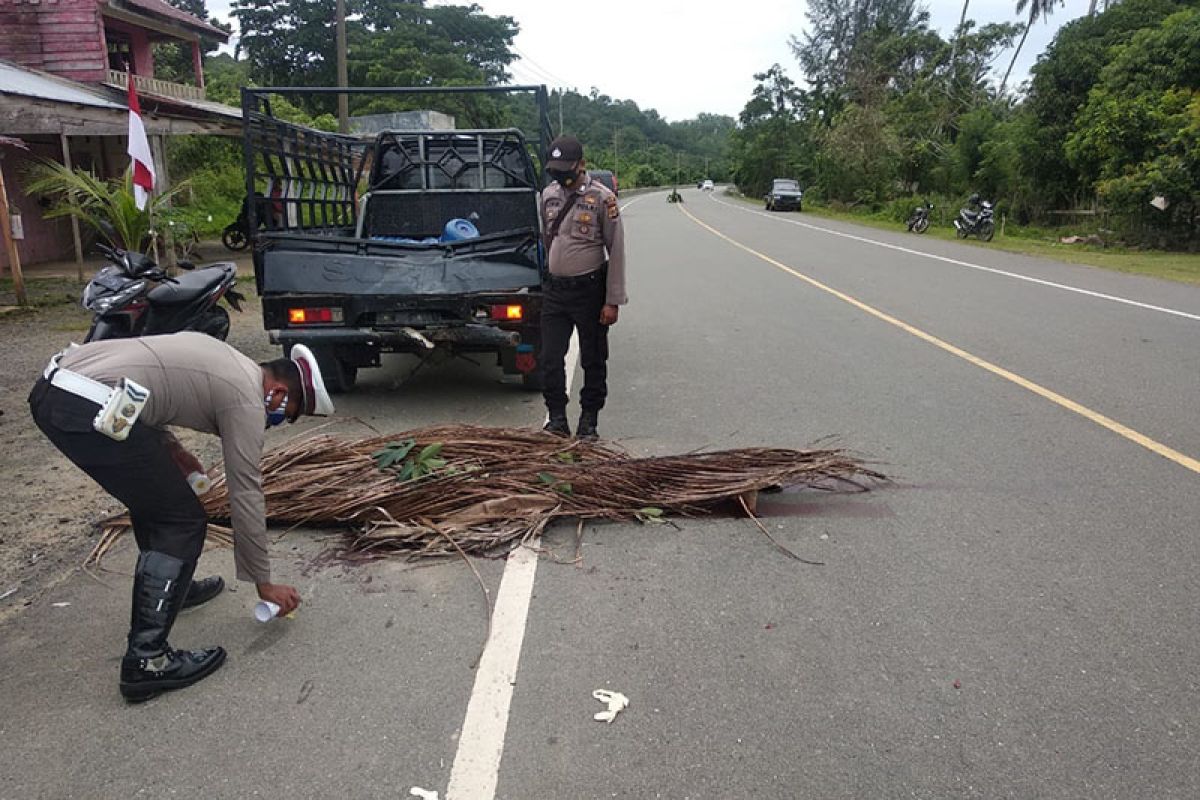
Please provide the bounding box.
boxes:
[208,0,1084,122]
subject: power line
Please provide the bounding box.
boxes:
[512,44,572,87]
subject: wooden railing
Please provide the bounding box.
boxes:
[105,69,205,102]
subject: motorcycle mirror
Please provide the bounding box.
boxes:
[177,260,196,271]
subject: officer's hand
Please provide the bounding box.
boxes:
[599,304,619,326]
[176,448,204,477]
[166,438,204,476]
[256,582,301,616]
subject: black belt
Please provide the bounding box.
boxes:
[545,268,605,289]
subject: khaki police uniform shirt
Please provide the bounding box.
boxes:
[541,175,628,305]
[58,333,272,583]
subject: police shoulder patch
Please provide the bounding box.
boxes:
[605,196,619,219]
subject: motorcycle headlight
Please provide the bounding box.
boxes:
[85,280,145,313]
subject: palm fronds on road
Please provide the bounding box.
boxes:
[90,425,885,565]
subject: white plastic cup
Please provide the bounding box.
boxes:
[254,600,281,623]
[187,471,212,496]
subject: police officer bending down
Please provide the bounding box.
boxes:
[28,332,334,702]
[540,135,628,439]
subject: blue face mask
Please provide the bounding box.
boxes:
[265,392,288,428]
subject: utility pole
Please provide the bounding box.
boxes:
[675,152,680,186]
[558,90,564,134]
[336,0,348,133]
[705,156,710,177]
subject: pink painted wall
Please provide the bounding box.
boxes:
[0,137,125,271]
[0,0,108,83]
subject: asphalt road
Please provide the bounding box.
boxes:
[3,187,1199,799]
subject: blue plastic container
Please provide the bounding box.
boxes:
[441,218,480,242]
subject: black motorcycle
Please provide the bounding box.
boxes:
[221,192,267,252]
[82,244,244,343]
[906,201,933,234]
[953,200,995,242]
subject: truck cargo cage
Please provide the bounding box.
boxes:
[241,85,552,241]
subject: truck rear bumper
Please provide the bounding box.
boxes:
[269,324,520,350]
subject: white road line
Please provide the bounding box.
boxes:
[445,337,580,800]
[448,191,624,796]
[619,194,649,212]
[710,194,1200,323]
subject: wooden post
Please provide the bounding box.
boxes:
[152,134,175,268]
[60,133,85,281]
[0,160,29,306]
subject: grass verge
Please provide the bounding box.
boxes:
[727,193,1200,285]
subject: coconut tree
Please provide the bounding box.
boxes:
[999,0,1066,95]
[24,160,184,253]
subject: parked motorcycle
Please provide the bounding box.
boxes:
[906,201,933,234]
[82,244,244,343]
[221,192,267,251]
[953,200,995,241]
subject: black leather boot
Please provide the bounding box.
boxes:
[181,575,225,610]
[576,409,599,440]
[543,409,571,437]
[119,551,226,703]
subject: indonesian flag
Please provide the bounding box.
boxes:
[126,74,155,210]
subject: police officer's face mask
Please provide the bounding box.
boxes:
[265,392,289,428]
[549,167,579,188]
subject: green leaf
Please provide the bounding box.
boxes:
[555,451,578,463]
[537,472,557,485]
[397,462,415,481]
[637,507,664,517]
[417,443,444,462]
[425,458,447,470]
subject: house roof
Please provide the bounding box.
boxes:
[1,59,242,136]
[0,60,124,110]
[104,0,230,41]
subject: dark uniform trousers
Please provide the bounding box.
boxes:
[28,379,208,566]
[540,268,609,413]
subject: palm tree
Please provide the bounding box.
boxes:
[24,160,184,253]
[999,0,1065,95]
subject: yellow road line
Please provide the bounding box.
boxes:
[679,205,1200,476]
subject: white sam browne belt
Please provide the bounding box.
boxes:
[43,349,150,441]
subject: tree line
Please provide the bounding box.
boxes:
[730,0,1200,248]
[163,0,1197,248]
[162,0,733,214]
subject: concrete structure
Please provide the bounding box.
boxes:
[350,110,456,135]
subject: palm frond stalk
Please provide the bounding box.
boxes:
[91,425,886,565]
[23,159,185,252]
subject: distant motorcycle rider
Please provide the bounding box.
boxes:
[963,192,984,219]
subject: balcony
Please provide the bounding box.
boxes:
[105,69,204,102]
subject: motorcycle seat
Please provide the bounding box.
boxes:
[147,264,234,306]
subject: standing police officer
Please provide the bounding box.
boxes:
[539,135,627,439]
[29,332,334,702]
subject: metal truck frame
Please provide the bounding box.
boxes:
[240,85,553,392]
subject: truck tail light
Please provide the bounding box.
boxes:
[491,304,523,321]
[288,306,344,324]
